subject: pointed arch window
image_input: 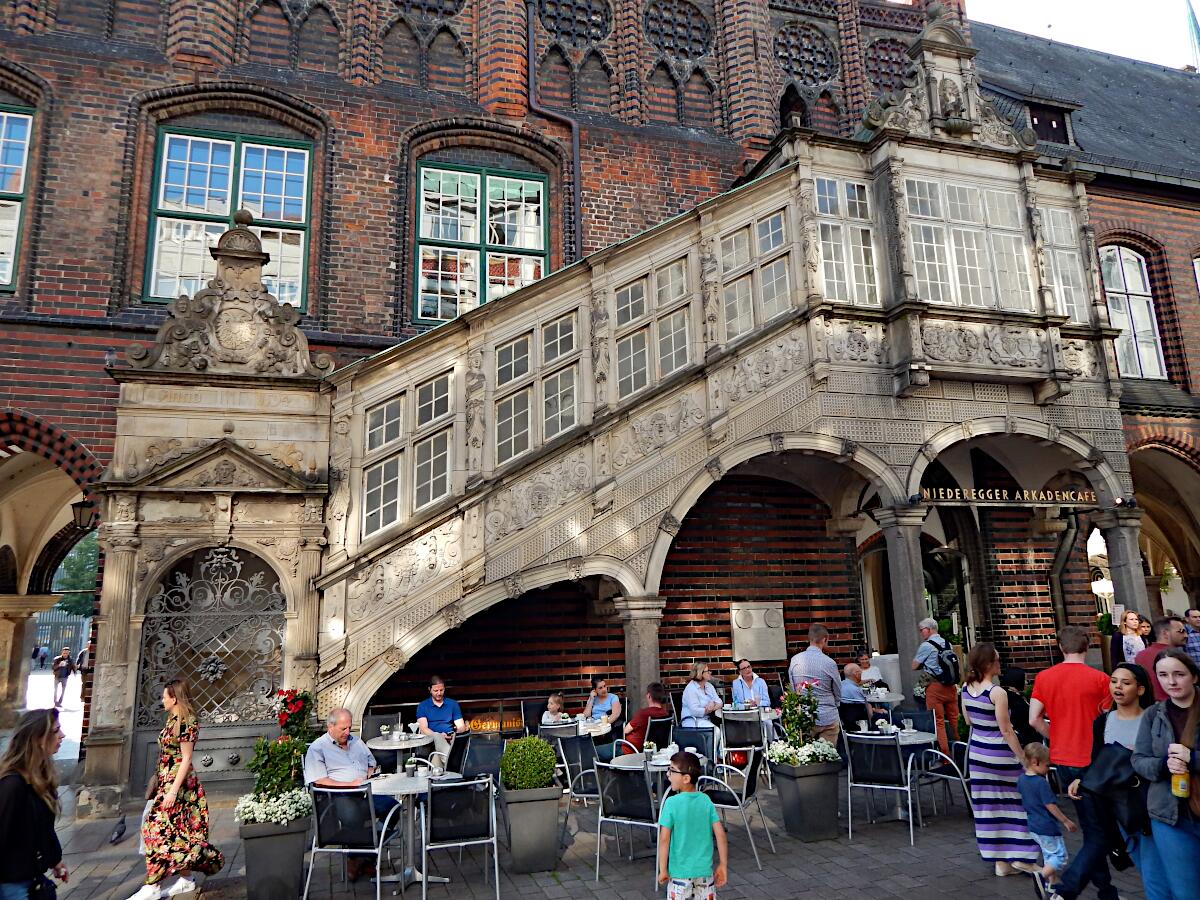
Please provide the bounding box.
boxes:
[1100,246,1166,380]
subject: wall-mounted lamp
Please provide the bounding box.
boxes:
[71,499,93,529]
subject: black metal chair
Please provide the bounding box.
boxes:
[362,713,400,773]
[698,746,776,870]
[669,690,684,724]
[890,707,936,734]
[419,776,499,900]
[594,761,659,888]
[303,785,402,900]
[915,746,971,814]
[845,732,924,846]
[522,698,548,736]
[645,715,674,751]
[462,735,503,782]
[672,726,716,772]
[433,731,471,774]
[840,701,871,732]
[767,682,785,710]
[558,734,600,848]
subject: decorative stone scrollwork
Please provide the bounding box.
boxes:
[503,574,524,599]
[485,450,591,541]
[612,393,705,471]
[179,459,267,488]
[720,328,808,404]
[827,320,886,363]
[699,237,721,345]
[769,433,786,454]
[705,458,723,481]
[383,645,408,671]
[984,325,1047,368]
[127,211,333,378]
[1060,340,1098,379]
[644,0,712,59]
[659,513,681,535]
[539,0,612,48]
[465,350,486,476]
[922,323,981,363]
[346,520,462,621]
[442,602,466,629]
[589,293,610,408]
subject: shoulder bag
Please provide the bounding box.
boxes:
[1079,740,1150,836]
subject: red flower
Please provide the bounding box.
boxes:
[287,701,301,713]
[277,713,288,727]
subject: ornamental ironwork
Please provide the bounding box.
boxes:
[134,547,286,729]
[644,0,712,59]
[540,0,612,48]
[774,23,838,86]
[865,38,910,93]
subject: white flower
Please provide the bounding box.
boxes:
[235,788,314,826]
[874,718,890,731]
[765,738,840,766]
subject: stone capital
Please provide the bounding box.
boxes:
[1091,506,1142,532]
[613,595,667,622]
[870,505,930,531]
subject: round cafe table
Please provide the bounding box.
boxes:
[864,690,905,709]
[712,706,780,721]
[366,733,434,754]
[370,769,461,889]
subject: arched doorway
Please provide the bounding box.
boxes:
[131,546,287,789]
[1129,444,1200,613]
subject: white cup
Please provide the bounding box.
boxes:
[857,720,868,733]
[684,746,698,755]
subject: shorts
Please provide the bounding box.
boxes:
[1032,832,1068,872]
[666,875,716,900]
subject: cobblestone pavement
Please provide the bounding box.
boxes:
[47,776,1146,900]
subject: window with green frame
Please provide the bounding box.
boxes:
[145,128,313,308]
[415,163,549,324]
[0,105,34,291]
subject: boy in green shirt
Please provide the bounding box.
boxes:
[657,751,728,899]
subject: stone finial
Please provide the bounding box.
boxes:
[126,211,333,378]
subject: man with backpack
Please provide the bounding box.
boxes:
[911,617,960,755]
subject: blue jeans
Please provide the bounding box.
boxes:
[1054,765,1118,900]
[1150,816,1200,900]
[0,882,34,900]
[1127,829,1175,900]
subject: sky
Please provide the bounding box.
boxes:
[967,0,1199,70]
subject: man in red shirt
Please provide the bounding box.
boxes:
[1134,616,1188,701]
[1029,626,1114,900]
[622,682,673,753]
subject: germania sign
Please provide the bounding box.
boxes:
[920,486,1097,506]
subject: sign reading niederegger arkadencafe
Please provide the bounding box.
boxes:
[920,487,1100,506]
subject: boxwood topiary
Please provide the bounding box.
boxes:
[500,735,557,790]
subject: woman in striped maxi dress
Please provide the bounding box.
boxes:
[961,642,1041,877]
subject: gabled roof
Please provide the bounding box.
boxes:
[971,22,1200,182]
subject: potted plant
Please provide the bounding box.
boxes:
[765,682,842,840]
[498,735,560,873]
[234,689,316,900]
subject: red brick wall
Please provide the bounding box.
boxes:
[371,582,626,710]
[658,474,866,690]
[1088,185,1200,394]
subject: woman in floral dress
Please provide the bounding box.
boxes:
[126,679,223,900]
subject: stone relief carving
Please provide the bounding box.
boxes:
[720,328,809,404]
[796,179,821,298]
[1061,340,1098,379]
[464,350,486,478]
[441,602,466,629]
[112,496,137,522]
[346,520,462,621]
[699,237,721,344]
[255,536,301,579]
[922,323,981,363]
[382,645,408,671]
[484,450,591,541]
[503,575,524,599]
[136,538,189,583]
[124,438,203,480]
[659,513,681,535]
[939,76,964,118]
[590,292,611,408]
[863,81,931,136]
[827,320,886,363]
[127,211,333,377]
[611,393,705,471]
[178,459,267,488]
[984,325,1047,368]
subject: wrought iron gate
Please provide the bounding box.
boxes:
[131,546,286,790]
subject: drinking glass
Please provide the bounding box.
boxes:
[857,720,868,733]
[408,722,420,736]
[902,718,914,732]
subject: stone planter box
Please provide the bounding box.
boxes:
[500,785,561,873]
[768,760,841,841]
[239,817,311,900]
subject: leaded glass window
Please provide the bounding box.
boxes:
[1101,246,1166,379]
[814,175,880,305]
[148,130,311,307]
[416,164,548,322]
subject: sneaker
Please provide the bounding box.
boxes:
[165,876,196,896]
[124,886,163,900]
[1033,872,1049,900]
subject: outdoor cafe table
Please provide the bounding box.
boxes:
[366,733,434,773]
[712,706,780,721]
[370,769,460,890]
[863,690,905,709]
[543,717,612,739]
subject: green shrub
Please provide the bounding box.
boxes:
[500,736,557,790]
[247,734,308,797]
[1096,612,1115,636]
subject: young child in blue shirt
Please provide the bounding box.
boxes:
[657,751,728,900]
[1017,742,1077,895]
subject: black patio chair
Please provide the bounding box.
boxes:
[433,731,471,774]
[362,713,399,773]
[845,732,924,846]
[559,734,600,848]
[699,746,776,870]
[645,715,674,751]
[672,726,716,772]
[302,784,402,900]
[594,761,658,888]
[522,698,548,736]
[419,776,499,900]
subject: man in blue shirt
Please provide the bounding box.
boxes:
[1185,608,1200,668]
[416,675,468,759]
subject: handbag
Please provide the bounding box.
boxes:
[1079,742,1150,836]
[28,873,57,899]
[143,772,159,801]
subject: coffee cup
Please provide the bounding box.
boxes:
[684,745,698,755]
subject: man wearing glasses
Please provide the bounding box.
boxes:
[730,659,770,708]
[1134,616,1190,701]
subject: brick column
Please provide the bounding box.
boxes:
[1093,507,1150,616]
[716,0,775,150]
[615,595,667,714]
[478,0,528,118]
[874,505,929,702]
[836,0,868,134]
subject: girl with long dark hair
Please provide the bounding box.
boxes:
[0,708,68,898]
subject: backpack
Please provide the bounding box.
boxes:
[925,636,960,686]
